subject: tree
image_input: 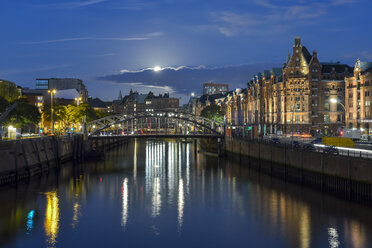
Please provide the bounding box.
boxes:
[0,80,20,102]
[2,98,41,130]
[0,96,9,113]
[200,104,224,124]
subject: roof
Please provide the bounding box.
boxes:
[262,70,271,79]
[54,89,79,100]
[134,93,148,104]
[321,62,353,73]
[301,46,312,64]
[357,61,372,73]
[198,93,226,105]
[89,97,107,108]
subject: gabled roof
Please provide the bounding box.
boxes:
[133,93,148,104]
[301,46,312,64]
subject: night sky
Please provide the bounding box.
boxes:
[1,0,371,102]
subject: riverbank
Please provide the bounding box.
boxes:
[0,135,128,185]
[224,136,372,201]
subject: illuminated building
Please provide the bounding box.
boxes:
[219,37,353,136]
[345,60,372,135]
[203,82,229,95]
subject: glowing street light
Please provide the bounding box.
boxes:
[48,89,57,134]
[74,97,82,105]
[330,98,346,111]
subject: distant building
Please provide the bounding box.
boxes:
[36,78,88,102]
[20,88,44,110]
[88,97,110,112]
[203,83,229,95]
[120,90,179,114]
[345,59,372,134]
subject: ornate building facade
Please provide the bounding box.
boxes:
[345,60,372,135]
[219,37,354,136]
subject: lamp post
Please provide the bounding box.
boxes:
[48,89,57,134]
[74,97,82,106]
[330,98,346,111]
[330,98,346,133]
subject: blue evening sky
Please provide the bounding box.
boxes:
[0,0,371,101]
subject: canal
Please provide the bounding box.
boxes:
[1,138,372,248]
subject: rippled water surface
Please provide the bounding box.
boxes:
[1,138,372,248]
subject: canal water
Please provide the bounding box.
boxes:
[1,138,372,248]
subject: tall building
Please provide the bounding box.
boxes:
[345,60,372,135]
[36,78,88,102]
[219,37,353,136]
[203,83,229,95]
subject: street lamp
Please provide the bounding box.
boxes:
[330,98,346,133]
[48,89,57,134]
[330,98,346,111]
[74,97,82,105]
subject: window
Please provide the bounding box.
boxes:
[337,114,342,122]
[366,101,371,106]
[324,115,330,123]
[366,91,370,97]
[295,104,301,111]
[324,103,330,111]
[349,93,353,99]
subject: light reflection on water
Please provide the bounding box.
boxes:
[0,139,372,248]
[44,192,59,248]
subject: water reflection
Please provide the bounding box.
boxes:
[121,178,129,228]
[178,179,184,230]
[72,203,80,229]
[328,227,340,248]
[44,192,59,247]
[1,139,372,248]
[26,210,35,234]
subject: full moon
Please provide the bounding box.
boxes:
[153,66,162,72]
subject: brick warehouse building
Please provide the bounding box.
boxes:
[345,60,372,135]
[219,37,354,136]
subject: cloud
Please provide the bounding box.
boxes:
[115,1,158,10]
[42,0,107,9]
[18,32,163,45]
[98,63,281,95]
[89,53,115,58]
[211,0,356,36]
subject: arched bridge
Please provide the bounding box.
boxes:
[86,111,224,137]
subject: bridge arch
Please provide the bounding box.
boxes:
[86,111,224,137]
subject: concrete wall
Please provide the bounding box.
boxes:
[224,137,372,200]
[0,135,126,185]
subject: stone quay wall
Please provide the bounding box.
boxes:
[224,137,372,201]
[0,135,127,185]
